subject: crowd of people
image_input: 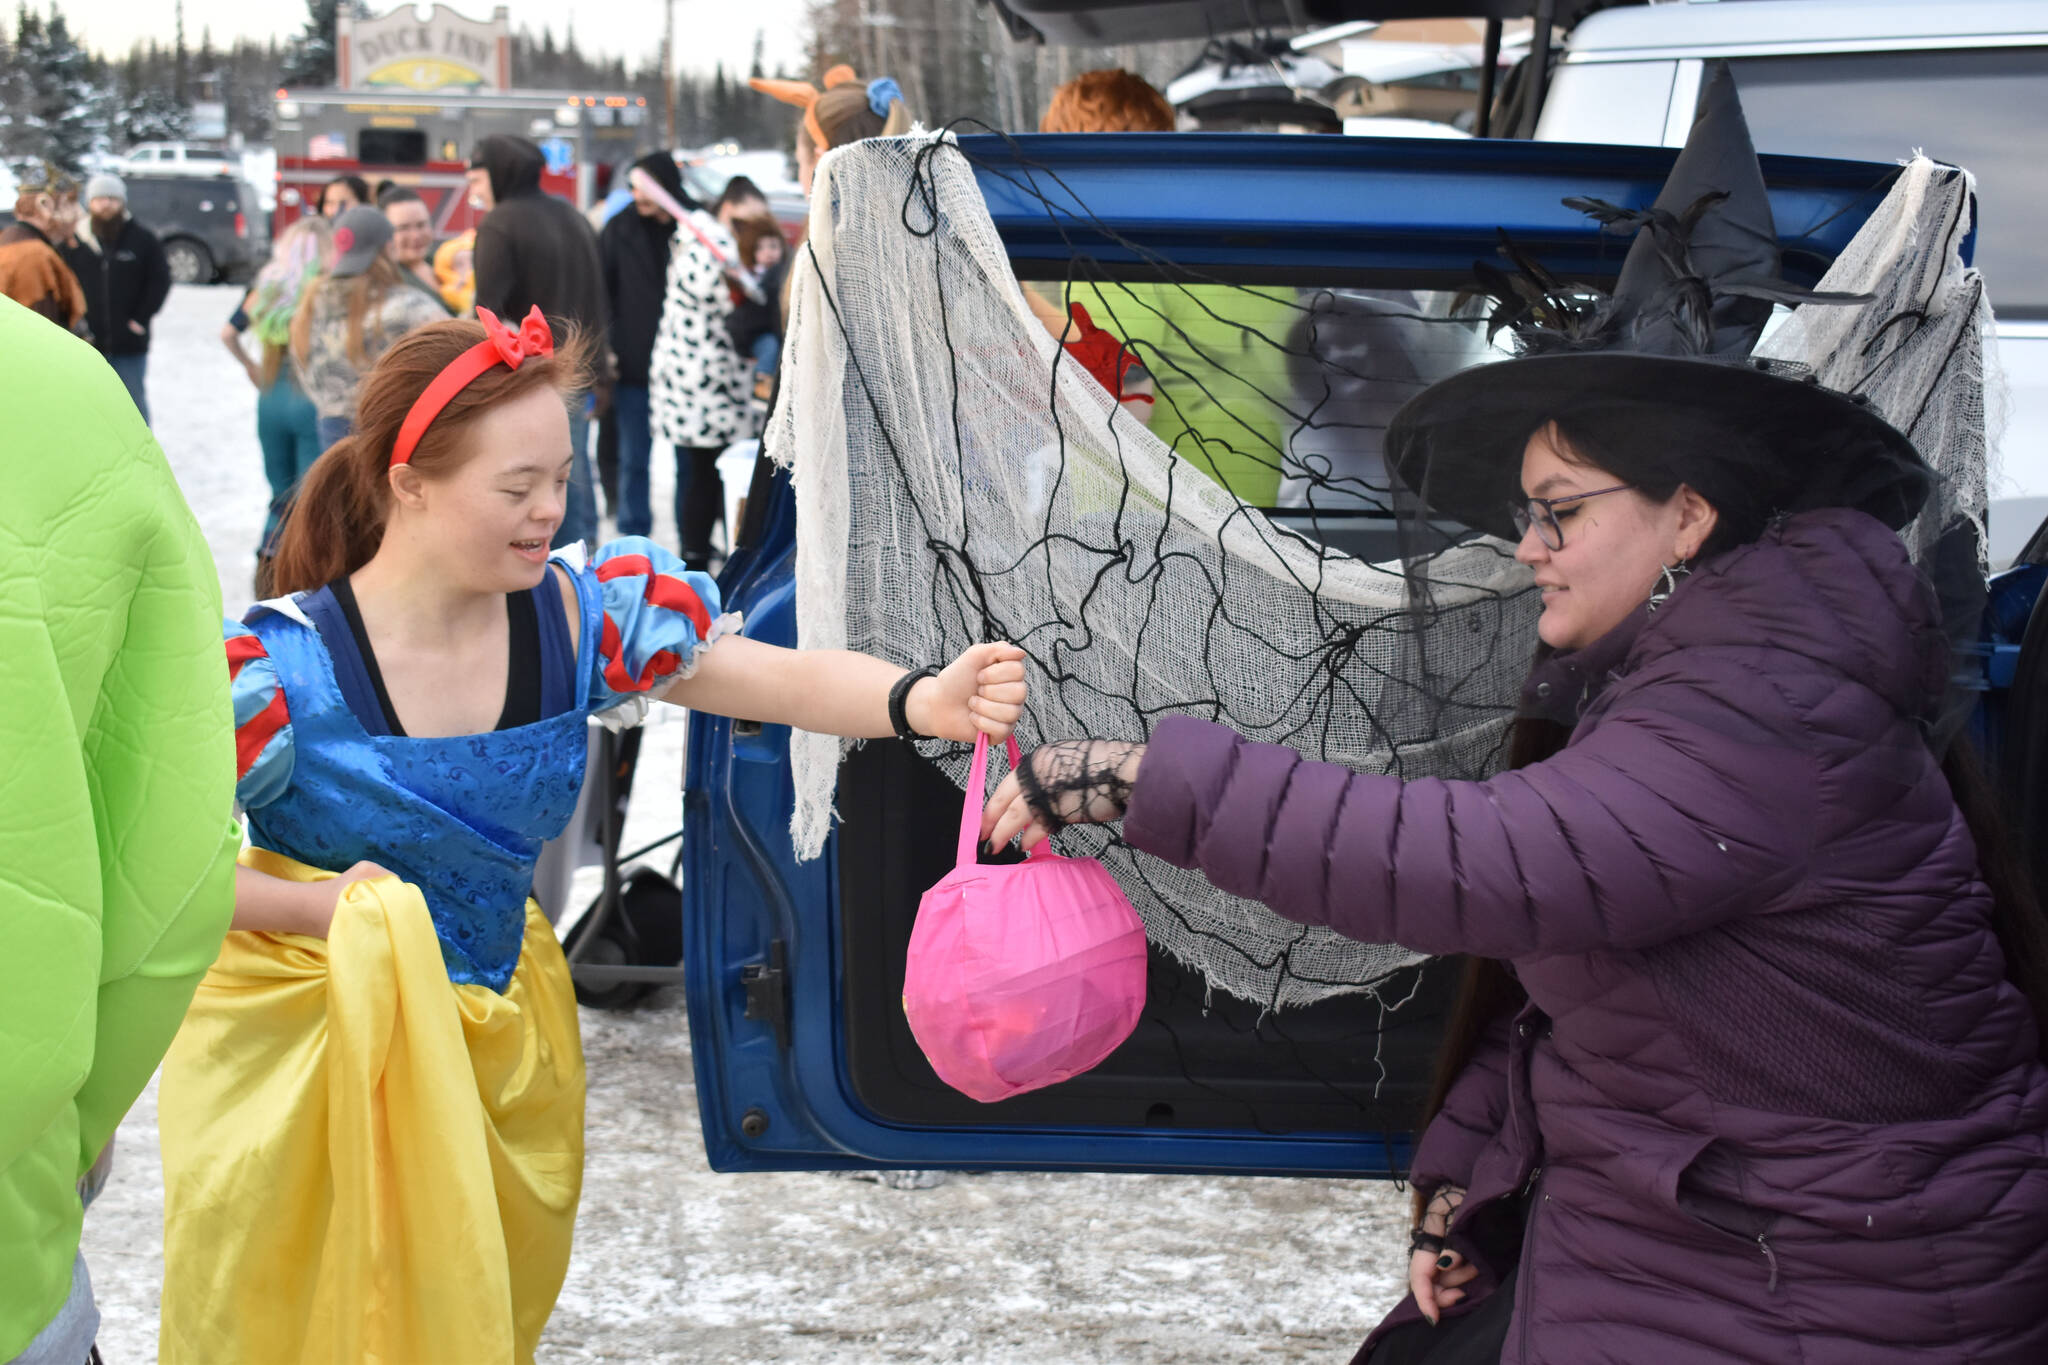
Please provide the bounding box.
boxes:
[6,58,2048,1365]
[2,130,801,592]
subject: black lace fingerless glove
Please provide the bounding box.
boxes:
[1408,1184,1466,1257]
[1012,739,1145,830]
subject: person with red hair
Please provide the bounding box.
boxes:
[1040,67,1177,133]
[750,63,915,195]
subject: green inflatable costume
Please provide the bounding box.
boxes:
[0,297,239,1360]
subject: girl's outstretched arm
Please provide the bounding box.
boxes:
[659,638,1027,742]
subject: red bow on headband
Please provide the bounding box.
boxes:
[480,305,555,369]
[390,306,557,466]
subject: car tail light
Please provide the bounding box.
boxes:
[235,211,248,238]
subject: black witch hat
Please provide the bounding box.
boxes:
[1385,63,1930,541]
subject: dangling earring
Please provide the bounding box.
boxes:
[1647,560,1690,613]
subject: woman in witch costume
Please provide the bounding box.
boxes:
[157,306,1027,1364]
[984,69,2048,1364]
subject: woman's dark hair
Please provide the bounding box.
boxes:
[379,185,425,210]
[1538,406,1780,559]
[272,317,593,594]
[715,174,767,215]
[323,174,372,207]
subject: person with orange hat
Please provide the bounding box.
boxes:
[749,64,915,196]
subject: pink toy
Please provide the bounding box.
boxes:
[902,733,1149,1103]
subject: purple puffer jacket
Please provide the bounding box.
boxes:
[1123,509,2048,1364]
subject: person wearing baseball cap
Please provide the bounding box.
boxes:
[289,205,449,449]
[55,172,171,423]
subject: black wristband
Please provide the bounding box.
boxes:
[888,666,939,741]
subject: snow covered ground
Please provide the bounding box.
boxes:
[77,283,1413,1363]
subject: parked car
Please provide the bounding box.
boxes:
[113,141,242,177]
[674,133,2001,1177]
[1533,0,2048,565]
[119,172,269,284]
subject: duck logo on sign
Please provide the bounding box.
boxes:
[367,59,485,91]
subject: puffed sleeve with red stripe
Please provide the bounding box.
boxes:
[586,537,735,716]
[225,620,294,809]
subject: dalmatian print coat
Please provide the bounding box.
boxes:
[649,212,753,450]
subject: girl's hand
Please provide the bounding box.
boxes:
[907,643,1027,743]
[981,739,1146,852]
[1409,1184,1478,1325]
[313,860,397,937]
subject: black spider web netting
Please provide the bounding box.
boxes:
[768,130,1994,1014]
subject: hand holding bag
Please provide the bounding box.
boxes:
[902,734,1149,1103]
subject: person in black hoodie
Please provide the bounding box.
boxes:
[597,151,692,539]
[466,135,607,548]
[58,174,171,424]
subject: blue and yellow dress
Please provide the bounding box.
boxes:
[158,539,727,1365]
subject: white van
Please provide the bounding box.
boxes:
[1536,0,2048,563]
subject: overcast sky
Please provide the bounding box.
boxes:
[66,0,812,79]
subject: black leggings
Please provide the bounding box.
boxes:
[674,444,724,566]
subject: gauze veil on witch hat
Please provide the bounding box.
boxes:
[1385,63,1934,543]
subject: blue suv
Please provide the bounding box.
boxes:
[677,131,2030,1180]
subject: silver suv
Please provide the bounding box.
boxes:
[1537,0,2048,563]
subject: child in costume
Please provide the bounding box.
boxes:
[158,306,1027,1364]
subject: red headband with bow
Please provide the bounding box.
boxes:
[390,305,555,467]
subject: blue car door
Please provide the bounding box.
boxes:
[681,133,1903,1176]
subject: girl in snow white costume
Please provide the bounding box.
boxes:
[156,307,1026,1363]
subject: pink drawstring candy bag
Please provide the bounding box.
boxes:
[902,733,1149,1103]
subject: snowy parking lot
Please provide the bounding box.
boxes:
[78,283,1412,1363]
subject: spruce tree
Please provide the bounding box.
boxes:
[1,4,102,178]
[281,0,341,88]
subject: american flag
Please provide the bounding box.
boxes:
[309,133,347,161]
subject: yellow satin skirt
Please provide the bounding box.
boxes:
[159,848,585,1365]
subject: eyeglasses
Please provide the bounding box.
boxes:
[1509,484,1633,550]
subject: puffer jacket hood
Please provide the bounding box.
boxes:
[471,134,544,203]
[1124,507,2048,1364]
[468,139,606,336]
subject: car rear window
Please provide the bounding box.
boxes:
[123,181,180,223]
[1724,47,2048,316]
[1023,278,1499,553]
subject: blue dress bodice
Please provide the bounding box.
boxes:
[225,538,726,992]
[241,575,601,989]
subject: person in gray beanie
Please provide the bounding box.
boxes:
[57,172,171,423]
[288,205,447,449]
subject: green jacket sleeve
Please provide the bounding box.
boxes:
[0,297,237,1357]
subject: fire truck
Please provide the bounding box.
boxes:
[269,4,652,233]
[271,87,652,233]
